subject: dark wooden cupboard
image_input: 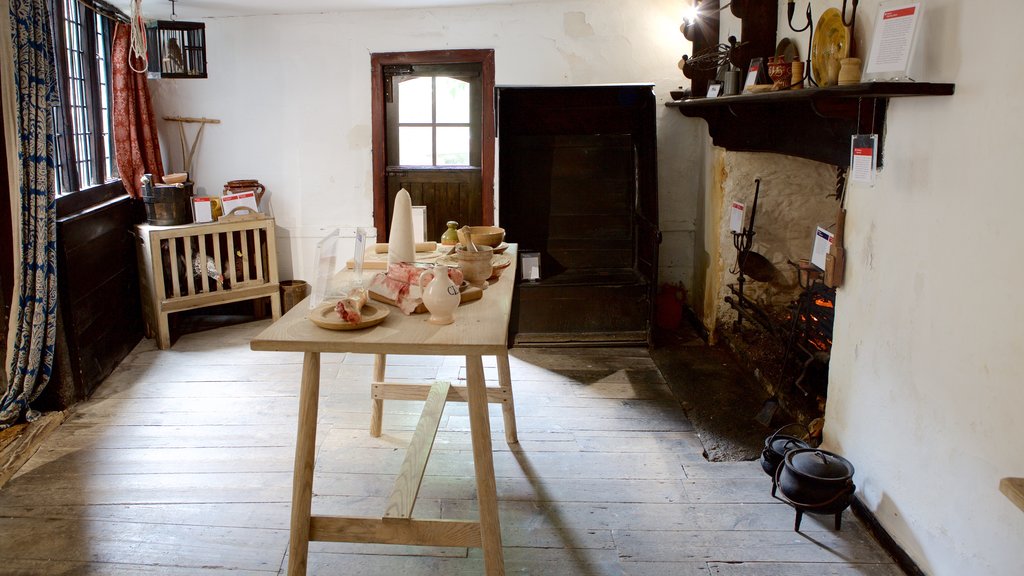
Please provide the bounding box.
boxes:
[497,85,659,345]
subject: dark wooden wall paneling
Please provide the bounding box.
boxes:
[52,193,143,404]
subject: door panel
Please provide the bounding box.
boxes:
[385,168,481,243]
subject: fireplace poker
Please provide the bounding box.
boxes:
[731,178,762,330]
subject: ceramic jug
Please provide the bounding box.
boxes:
[418,264,460,325]
[440,221,460,245]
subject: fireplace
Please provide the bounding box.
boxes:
[703,151,843,425]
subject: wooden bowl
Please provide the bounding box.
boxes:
[457,226,505,248]
[163,172,188,184]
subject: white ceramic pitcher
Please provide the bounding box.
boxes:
[418,264,460,325]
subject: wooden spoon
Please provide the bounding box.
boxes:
[459,225,478,252]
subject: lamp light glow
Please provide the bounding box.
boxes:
[682,3,700,25]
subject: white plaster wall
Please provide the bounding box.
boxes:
[148,0,704,289]
[798,1,1024,574]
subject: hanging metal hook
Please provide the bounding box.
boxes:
[840,0,859,57]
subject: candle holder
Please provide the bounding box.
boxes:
[786,0,816,87]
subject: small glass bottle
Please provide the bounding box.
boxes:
[440,221,460,245]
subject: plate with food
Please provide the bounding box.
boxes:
[308,302,389,331]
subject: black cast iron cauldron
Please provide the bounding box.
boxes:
[760,424,811,476]
[774,448,856,531]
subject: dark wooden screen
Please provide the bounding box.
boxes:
[497,85,660,345]
[43,183,143,408]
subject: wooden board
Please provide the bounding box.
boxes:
[346,247,448,270]
[0,412,66,489]
[369,284,483,314]
[384,380,450,519]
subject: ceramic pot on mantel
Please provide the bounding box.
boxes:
[418,264,460,325]
[767,56,792,91]
[837,57,862,86]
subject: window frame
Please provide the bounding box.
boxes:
[49,0,119,196]
[386,66,481,168]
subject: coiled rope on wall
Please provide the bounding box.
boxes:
[128,0,147,72]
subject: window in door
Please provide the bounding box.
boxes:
[395,74,472,166]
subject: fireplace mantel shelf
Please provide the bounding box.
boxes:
[666,81,955,168]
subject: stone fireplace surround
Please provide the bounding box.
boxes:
[701,149,842,423]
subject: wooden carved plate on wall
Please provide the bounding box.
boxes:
[811,8,850,87]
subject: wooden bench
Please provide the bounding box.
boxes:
[135,217,281,349]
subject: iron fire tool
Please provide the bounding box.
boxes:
[730,178,762,331]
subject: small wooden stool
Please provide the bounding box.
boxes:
[369,351,519,445]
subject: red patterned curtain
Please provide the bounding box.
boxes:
[111,22,163,198]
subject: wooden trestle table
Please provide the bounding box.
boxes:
[250,246,519,575]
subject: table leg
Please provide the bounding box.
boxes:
[370,353,387,437]
[496,352,518,445]
[288,351,321,576]
[465,354,505,575]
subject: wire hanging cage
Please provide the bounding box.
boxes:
[146,2,207,80]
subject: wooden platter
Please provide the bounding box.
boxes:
[308,302,390,331]
[811,7,849,87]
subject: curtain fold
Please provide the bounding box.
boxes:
[0,0,59,429]
[111,21,163,199]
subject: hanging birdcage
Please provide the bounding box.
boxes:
[146,18,207,79]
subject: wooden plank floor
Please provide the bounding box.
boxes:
[0,320,901,575]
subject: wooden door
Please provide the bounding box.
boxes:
[371,51,494,242]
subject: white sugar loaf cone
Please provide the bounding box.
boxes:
[388,188,416,265]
